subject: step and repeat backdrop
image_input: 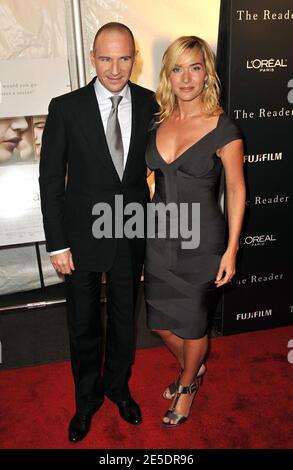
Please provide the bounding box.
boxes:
[218,0,293,334]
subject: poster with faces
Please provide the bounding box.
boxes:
[0,115,46,165]
[0,58,70,246]
[0,115,47,245]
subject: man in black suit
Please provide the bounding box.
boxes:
[39,22,156,442]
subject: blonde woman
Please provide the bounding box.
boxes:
[144,36,245,427]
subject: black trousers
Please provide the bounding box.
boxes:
[65,239,141,415]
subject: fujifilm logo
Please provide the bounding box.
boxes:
[236,309,272,321]
[244,152,282,163]
[246,58,287,72]
[240,234,276,247]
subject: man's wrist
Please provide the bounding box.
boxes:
[49,248,70,256]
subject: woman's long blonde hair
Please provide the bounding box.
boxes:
[156,36,221,123]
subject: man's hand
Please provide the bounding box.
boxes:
[50,250,75,275]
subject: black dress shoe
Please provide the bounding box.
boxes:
[68,413,92,443]
[116,396,142,425]
[68,398,104,442]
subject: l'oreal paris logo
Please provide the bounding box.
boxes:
[246,58,287,71]
[240,234,277,246]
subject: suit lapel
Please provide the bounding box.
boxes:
[77,79,144,184]
[78,78,121,181]
[122,82,140,182]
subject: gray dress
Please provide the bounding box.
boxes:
[144,113,241,339]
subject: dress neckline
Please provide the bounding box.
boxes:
[154,112,224,166]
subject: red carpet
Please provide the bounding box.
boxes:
[0,326,292,449]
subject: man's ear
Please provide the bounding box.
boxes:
[133,49,139,64]
[90,50,95,67]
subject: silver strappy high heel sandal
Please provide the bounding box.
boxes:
[162,378,200,428]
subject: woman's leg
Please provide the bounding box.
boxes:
[153,329,207,400]
[163,334,208,424]
[152,329,184,368]
[182,335,208,384]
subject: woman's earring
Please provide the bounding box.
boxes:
[204,80,208,89]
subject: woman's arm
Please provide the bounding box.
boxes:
[215,139,246,287]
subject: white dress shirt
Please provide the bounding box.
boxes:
[49,78,132,256]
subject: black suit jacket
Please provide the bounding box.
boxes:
[39,77,156,272]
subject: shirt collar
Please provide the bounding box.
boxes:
[94,78,131,102]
